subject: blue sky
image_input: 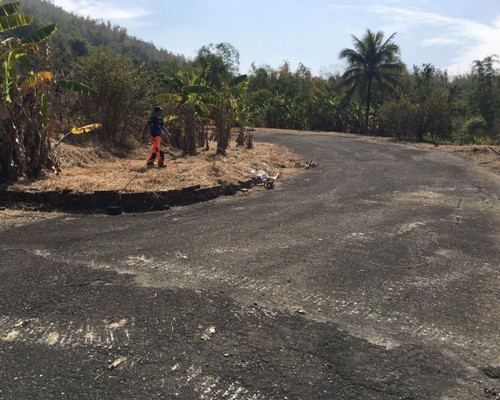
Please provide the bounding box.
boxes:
[49,0,500,77]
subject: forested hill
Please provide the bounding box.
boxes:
[17,0,189,67]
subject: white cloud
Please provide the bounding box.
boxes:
[420,37,458,47]
[366,5,500,75]
[50,0,150,21]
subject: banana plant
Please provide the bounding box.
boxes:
[0,1,98,181]
[210,74,247,154]
[158,72,248,155]
[230,76,250,146]
[158,72,213,154]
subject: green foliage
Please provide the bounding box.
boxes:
[0,5,54,179]
[246,62,360,133]
[71,51,153,144]
[56,79,98,96]
[339,29,405,132]
[211,74,248,155]
[194,43,240,87]
[458,116,487,144]
[379,64,452,142]
[2,0,499,182]
[0,2,21,17]
[378,98,415,140]
[0,14,31,32]
[21,23,57,43]
[0,1,97,181]
[470,56,499,135]
[160,68,249,155]
[159,71,212,154]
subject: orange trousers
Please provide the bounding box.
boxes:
[147,136,164,166]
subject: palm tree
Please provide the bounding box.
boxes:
[339,29,404,133]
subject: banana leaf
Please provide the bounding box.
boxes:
[0,2,21,17]
[183,85,213,95]
[21,71,53,91]
[229,74,247,87]
[71,123,102,134]
[21,23,57,44]
[194,103,209,118]
[2,47,24,102]
[0,14,32,32]
[171,74,184,90]
[163,115,178,123]
[56,80,98,96]
[157,93,182,103]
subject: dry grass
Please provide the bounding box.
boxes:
[415,144,500,175]
[9,138,300,194]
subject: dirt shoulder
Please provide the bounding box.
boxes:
[410,143,500,175]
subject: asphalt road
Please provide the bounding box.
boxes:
[1,131,499,399]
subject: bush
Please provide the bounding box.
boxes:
[379,94,452,142]
[378,99,417,140]
[459,116,487,144]
[72,52,154,144]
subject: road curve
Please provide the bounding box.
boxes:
[1,131,499,399]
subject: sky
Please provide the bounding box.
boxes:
[48,0,500,77]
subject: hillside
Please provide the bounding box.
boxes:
[17,0,189,66]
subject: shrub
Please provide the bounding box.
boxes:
[460,116,487,144]
[72,52,154,144]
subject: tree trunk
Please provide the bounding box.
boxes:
[0,100,54,182]
[0,119,18,182]
[184,109,197,155]
[246,130,254,149]
[364,78,372,134]
[236,127,245,146]
[215,108,231,156]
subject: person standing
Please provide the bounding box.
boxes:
[145,106,168,168]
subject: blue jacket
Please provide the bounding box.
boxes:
[148,115,164,137]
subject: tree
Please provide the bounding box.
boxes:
[461,116,487,144]
[194,43,240,88]
[246,62,319,131]
[72,52,153,144]
[339,29,404,133]
[411,64,452,142]
[379,64,452,142]
[471,56,498,134]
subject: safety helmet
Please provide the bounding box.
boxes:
[154,106,163,113]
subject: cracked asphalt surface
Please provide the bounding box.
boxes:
[1,131,499,399]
